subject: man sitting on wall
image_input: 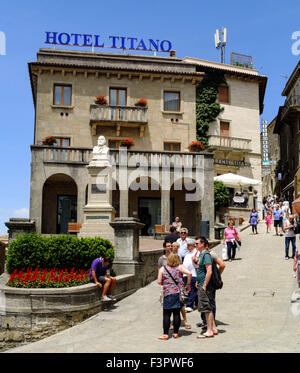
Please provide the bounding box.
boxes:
[89,256,117,301]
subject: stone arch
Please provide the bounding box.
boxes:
[42,173,78,234]
[128,176,161,236]
[170,177,202,236]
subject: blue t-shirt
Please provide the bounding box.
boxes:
[89,258,108,281]
[273,209,283,221]
[250,212,259,225]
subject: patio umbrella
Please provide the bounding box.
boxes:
[214,173,261,188]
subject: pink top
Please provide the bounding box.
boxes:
[266,215,272,225]
[224,227,237,241]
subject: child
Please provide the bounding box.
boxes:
[266,211,272,233]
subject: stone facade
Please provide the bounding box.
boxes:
[28,49,216,238]
[184,57,267,218]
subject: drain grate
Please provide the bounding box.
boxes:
[253,290,275,297]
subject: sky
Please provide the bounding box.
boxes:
[0,0,299,234]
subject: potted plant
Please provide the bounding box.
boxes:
[188,140,205,152]
[135,98,147,107]
[43,136,57,145]
[119,138,135,148]
[95,95,108,105]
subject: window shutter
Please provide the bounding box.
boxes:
[218,85,229,103]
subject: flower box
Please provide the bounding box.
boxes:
[43,136,57,145]
[95,95,108,105]
[188,140,205,152]
[135,98,147,107]
[119,138,135,148]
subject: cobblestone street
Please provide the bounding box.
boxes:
[5,223,300,353]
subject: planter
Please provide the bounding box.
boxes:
[42,136,57,146]
[135,98,147,107]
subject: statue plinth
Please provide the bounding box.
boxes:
[78,136,115,244]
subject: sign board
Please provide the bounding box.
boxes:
[45,32,173,53]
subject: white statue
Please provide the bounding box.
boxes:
[92,135,109,161]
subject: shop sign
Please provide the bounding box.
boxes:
[45,32,173,52]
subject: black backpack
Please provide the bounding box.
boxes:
[201,252,223,290]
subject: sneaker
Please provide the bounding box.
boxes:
[102,295,111,301]
[285,256,289,260]
[185,307,193,312]
[107,295,117,301]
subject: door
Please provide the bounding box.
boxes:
[110,88,126,120]
[57,195,77,234]
[220,121,230,147]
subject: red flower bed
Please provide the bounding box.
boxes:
[135,98,147,107]
[43,136,57,145]
[119,138,135,147]
[7,268,90,288]
[188,140,205,151]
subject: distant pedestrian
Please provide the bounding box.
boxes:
[284,215,296,260]
[157,241,173,269]
[157,253,192,340]
[273,204,284,236]
[171,242,180,255]
[266,211,272,233]
[249,208,259,234]
[172,217,182,233]
[89,256,117,301]
[223,220,241,262]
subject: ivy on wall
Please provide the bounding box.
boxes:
[196,71,226,147]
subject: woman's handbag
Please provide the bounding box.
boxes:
[164,266,188,304]
[222,245,228,260]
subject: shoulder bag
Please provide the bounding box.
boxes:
[164,266,188,304]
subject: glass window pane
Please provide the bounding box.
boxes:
[118,90,126,106]
[173,143,180,151]
[164,92,179,111]
[63,86,71,105]
[62,138,70,147]
[54,86,62,105]
[164,143,171,151]
[110,89,117,105]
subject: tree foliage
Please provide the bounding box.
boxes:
[214,181,230,211]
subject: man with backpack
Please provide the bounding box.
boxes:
[193,236,225,338]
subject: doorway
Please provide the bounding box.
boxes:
[57,195,77,234]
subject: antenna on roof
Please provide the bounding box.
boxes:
[214,27,227,64]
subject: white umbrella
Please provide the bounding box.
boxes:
[214,173,261,188]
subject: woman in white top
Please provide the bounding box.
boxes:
[182,239,199,312]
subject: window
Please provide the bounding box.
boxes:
[218,85,229,103]
[164,142,181,151]
[220,121,230,137]
[53,84,72,106]
[110,88,127,120]
[53,137,71,161]
[164,91,180,111]
[108,139,119,149]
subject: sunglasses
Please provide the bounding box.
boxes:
[181,232,187,234]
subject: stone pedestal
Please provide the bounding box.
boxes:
[110,218,145,275]
[5,218,36,243]
[78,149,115,244]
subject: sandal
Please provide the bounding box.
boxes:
[184,322,191,329]
[197,332,214,339]
[158,334,169,340]
[172,333,179,338]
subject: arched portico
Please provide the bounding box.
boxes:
[42,173,78,234]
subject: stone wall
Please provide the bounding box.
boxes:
[0,248,162,350]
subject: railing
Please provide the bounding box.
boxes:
[280,94,300,121]
[32,146,207,169]
[208,135,252,151]
[90,104,148,123]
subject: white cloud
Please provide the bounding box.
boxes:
[12,208,29,217]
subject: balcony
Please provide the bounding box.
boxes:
[31,146,205,169]
[90,104,148,137]
[207,135,252,152]
[280,94,300,122]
